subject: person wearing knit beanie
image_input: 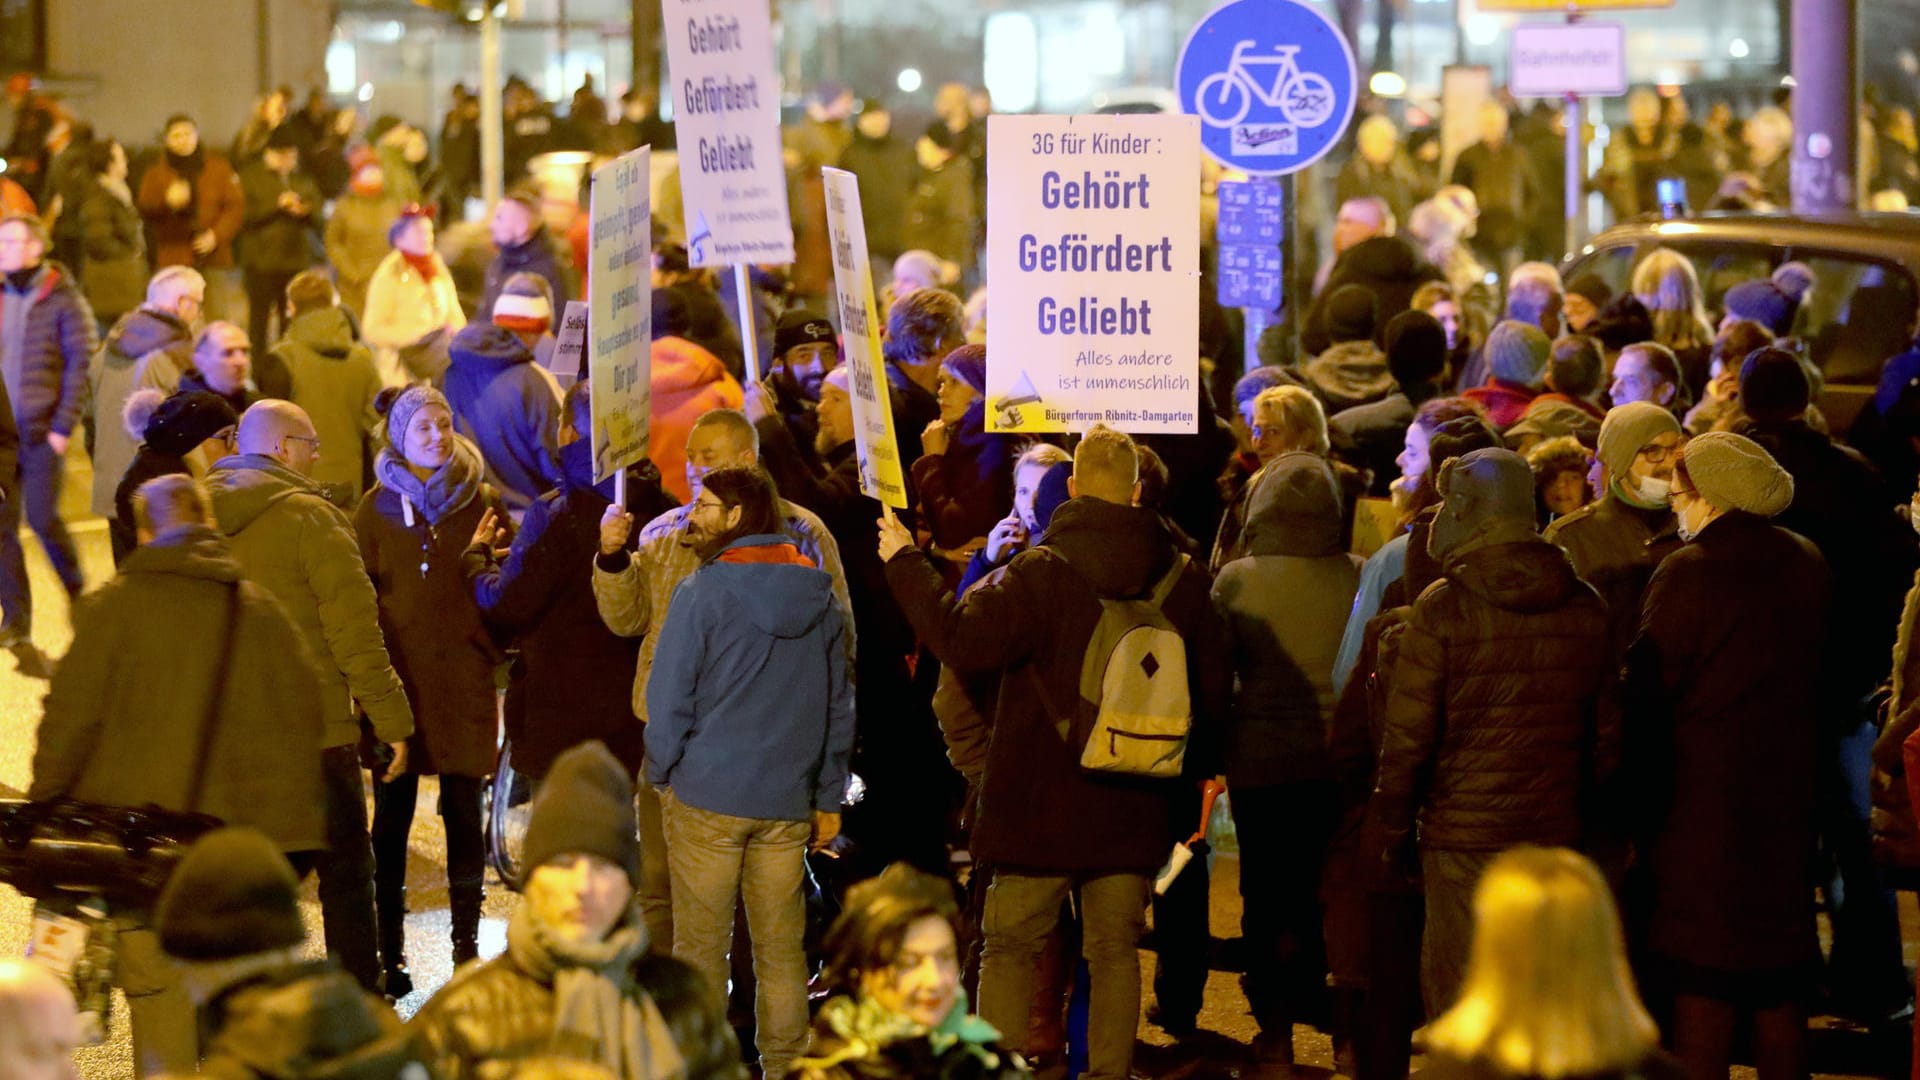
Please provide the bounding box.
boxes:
[1323,285,1379,345]
[1722,279,1797,337]
[770,309,839,405]
[940,344,987,398]
[1485,320,1552,388]
[1563,273,1613,334]
[521,740,642,888]
[492,271,554,339]
[1738,346,1812,425]
[1595,401,1683,503]
[141,390,239,457]
[1675,431,1795,526]
[384,383,451,449]
[157,827,306,962]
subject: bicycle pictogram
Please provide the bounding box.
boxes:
[1194,41,1337,129]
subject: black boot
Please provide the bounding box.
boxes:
[377,887,413,999]
[451,884,483,967]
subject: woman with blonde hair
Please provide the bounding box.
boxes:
[1423,846,1683,1080]
[1630,249,1715,401]
[1212,384,1341,569]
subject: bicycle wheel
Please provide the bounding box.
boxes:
[1195,72,1251,127]
[484,742,535,890]
[1280,72,1338,128]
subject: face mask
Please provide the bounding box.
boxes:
[1910,500,1920,536]
[1636,475,1671,505]
[1675,497,1711,542]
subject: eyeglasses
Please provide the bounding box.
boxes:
[1666,486,1695,505]
[1638,444,1676,464]
[283,434,321,452]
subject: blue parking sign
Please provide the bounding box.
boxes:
[1218,243,1282,310]
[1178,0,1358,175]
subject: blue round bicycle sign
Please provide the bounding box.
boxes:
[1177,0,1358,175]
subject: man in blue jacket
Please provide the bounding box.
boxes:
[645,463,854,1080]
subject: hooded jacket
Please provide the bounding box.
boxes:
[1213,454,1364,789]
[29,527,326,853]
[1301,340,1394,414]
[885,497,1231,872]
[323,191,406,316]
[648,335,745,504]
[88,307,194,518]
[480,225,571,319]
[466,439,648,780]
[197,962,423,1080]
[0,260,96,441]
[442,324,562,512]
[1368,535,1618,853]
[361,249,466,386]
[1301,236,1443,356]
[270,307,383,507]
[205,454,414,751]
[646,534,855,822]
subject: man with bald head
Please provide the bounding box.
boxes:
[202,399,413,995]
[0,959,82,1080]
[1302,197,1443,356]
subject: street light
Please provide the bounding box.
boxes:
[898,68,923,93]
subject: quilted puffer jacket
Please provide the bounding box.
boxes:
[1367,536,1619,853]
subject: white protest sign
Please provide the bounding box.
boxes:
[547,300,588,392]
[821,168,908,509]
[662,0,793,267]
[589,147,652,484]
[986,114,1201,434]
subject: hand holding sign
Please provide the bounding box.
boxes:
[877,504,915,563]
[600,504,635,556]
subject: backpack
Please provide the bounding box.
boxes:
[1071,553,1194,778]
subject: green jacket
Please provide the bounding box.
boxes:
[205,455,414,750]
[29,527,327,853]
[268,307,382,508]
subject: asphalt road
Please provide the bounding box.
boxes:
[0,493,1911,1078]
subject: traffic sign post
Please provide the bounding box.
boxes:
[1507,18,1629,257]
[1180,0,1357,370]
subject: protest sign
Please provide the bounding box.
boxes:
[547,300,587,392]
[821,167,908,509]
[588,147,652,484]
[662,0,793,267]
[986,114,1201,434]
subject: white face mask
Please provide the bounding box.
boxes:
[1910,500,1920,536]
[1675,496,1713,542]
[1636,475,1672,505]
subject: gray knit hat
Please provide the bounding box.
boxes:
[386,384,451,447]
[1596,401,1682,480]
[1486,320,1552,388]
[1682,431,1794,517]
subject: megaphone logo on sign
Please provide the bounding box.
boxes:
[994,371,1044,428]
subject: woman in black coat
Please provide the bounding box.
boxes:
[1622,431,1829,1080]
[110,389,237,561]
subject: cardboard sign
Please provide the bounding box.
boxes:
[549,300,588,392]
[985,114,1202,434]
[821,168,909,509]
[588,147,653,483]
[662,0,794,266]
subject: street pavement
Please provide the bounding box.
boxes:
[0,508,1911,1078]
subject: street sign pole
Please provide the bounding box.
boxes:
[1564,89,1582,258]
[1180,0,1357,370]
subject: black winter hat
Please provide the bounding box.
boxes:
[1588,295,1654,352]
[156,827,304,961]
[774,310,836,358]
[1383,310,1447,386]
[1323,285,1378,344]
[522,741,641,886]
[264,124,301,151]
[146,390,238,457]
[1738,346,1812,424]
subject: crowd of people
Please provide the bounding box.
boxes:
[4,64,1920,1080]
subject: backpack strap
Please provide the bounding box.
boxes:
[1144,553,1191,611]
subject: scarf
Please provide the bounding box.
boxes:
[165,145,207,181]
[506,904,686,1080]
[401,250,440,282]
[373,436,484,526]
[794,992,1005,1075]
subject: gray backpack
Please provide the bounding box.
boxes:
[1069,554,1194,778]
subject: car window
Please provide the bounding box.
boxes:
[1661,241,1777,314]
[1567,243,1638,299]
[1785,253,1917,385]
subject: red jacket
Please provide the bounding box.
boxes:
[650,335,744,503]
[1462,379,1539,429]
[136,152,246,269]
